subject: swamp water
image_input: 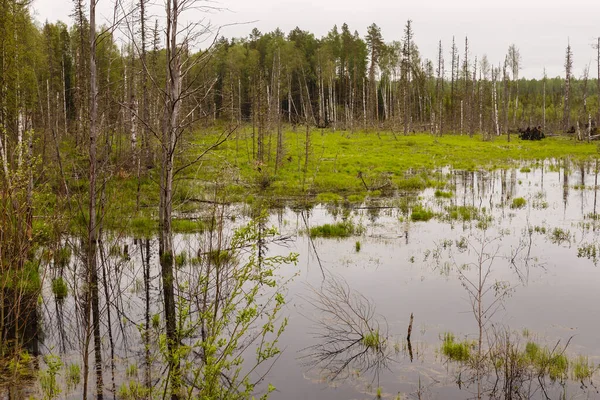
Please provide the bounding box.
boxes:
[13,159,600,399]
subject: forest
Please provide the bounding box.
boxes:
[2,0,600,399]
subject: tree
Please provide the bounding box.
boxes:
[507,44,521,128]
[402,20,413,135]
[563,41,573,133]
[436,40,444,136]
[365,23,384,125]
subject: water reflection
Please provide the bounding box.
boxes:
[301,275,395,385]
[6,161,600,398]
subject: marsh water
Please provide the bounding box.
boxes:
[23,159,600,399]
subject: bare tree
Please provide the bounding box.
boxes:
[507,44,521,128]
[82,0,103,398]
[563,41,573,133]
[436,40,444,136]
[301,275,393,383]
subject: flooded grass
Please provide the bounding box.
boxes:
[21,159,600,399]
[308,220,362,238]
[510,197,527,209]
[362,330,383,350]
[434,189,453,198]
[441,333,473,362]
[410,205,435,221]
[51,277,68,300]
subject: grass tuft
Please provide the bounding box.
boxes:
[442,333,473,362]
[309,221,362,238]
[511,197,527,209]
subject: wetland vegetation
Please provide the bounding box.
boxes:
[3,0,600,398]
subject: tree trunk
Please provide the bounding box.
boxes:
[159,1,181,397]
[88,0,103,397]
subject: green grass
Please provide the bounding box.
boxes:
[550,227,571,244]
[51,277,68,300]
[308,220,362,238]
[411,205,435,221]
[434,189,453,198]
[524,341,569,381]
[445,205,484,221]
[571,356,596,380]
[510,197,527,209]
[38,128,600,235]
[362,330,383,350]
[441,333,473,362]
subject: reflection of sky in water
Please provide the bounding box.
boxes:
[38,161,600,399]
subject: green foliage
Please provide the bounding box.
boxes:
[445,205,483,221]
[309,220,362,238]
[53,247,71,268]
[362,330,383,350]
[172,219,205,234]
[410,205,434,221]
[65,363,80,392]
[441,333,473,362]
[550,227,571,244]
[524,341,568,382]
[577,243,599,264]
[434,189,453,198]
[571,356,596,380]
[206,249,234,266]
[118,380,150,400]
[316,192,343,204]
[510,197,527,209]
[39,354,62,400]
[355,241,361,252]
[0,260,41,293]
[51,277,68,300]
[144,216,299,399]
[175,252,187,268]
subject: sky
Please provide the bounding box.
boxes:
[31,0,600,79]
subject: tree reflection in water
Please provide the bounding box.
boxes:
[301,275,395,385]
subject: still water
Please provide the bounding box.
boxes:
[34,159,600,399]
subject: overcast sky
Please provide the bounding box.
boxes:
[31,0,600,79]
